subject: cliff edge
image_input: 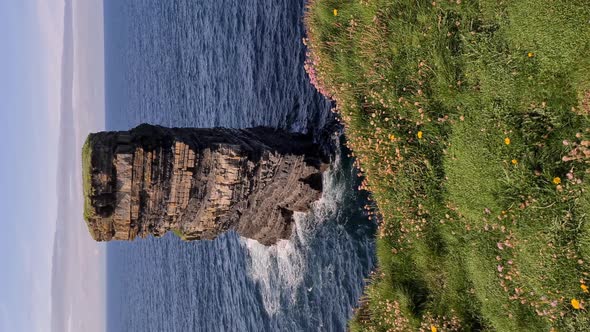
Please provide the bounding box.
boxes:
[82,124,328,245]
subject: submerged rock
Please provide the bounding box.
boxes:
[82,124,328,245]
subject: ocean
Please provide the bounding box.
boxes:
[104,0,376,331]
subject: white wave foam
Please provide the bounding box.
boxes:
[243,150,345,315]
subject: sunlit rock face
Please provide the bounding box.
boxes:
[82,124,327,245]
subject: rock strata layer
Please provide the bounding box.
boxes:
[83,124,328,245]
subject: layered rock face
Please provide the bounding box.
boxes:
[83,124,328,245]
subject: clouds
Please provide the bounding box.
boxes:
[6,2,69,331]
[48,0,107,331]
[0,1,107,332]
[0,0,106,329]
[34,0,64,130]
[0,1,64,331]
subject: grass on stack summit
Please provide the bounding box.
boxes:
[305,0,590,330]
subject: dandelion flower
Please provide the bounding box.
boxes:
[571,298,581,309]
[417,131,423,139]
[527,52,534,58]
[504,137,511,145]
[333,9,338,16]
[511,159,518,165]
[582,284,589,293]
[553,177,561,185]
[431,326,437,332]
[389,134,395,141]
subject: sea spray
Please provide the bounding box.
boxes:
[243,163,341,314]
[243,149,375,329]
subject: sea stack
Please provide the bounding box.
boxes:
[82,124,328,245]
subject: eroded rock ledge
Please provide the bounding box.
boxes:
[82,124,328,245]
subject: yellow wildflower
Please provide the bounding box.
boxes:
[553,177,561,185]
[511,159,518,165]
[504,137,511,145]
[571,298,581,310]
[417,131,423,139]
[389,134,395,141]
[527,52,535,58]
[333,9,338,16]
[582,284,589,293]
[431,326,437,332]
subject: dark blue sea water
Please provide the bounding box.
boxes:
[104,1,376,331]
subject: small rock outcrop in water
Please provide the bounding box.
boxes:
[82,124,328,245]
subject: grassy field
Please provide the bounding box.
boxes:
[304,0,590,330]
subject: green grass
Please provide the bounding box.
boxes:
[82,135,101,240]
[305,0,590,330]
[82,135,95,222]
[171,228,186,240]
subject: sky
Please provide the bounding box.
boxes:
[0,1,106,331]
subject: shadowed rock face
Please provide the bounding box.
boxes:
[82,124,328,245]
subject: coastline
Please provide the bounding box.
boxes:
[304,0,590,330]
